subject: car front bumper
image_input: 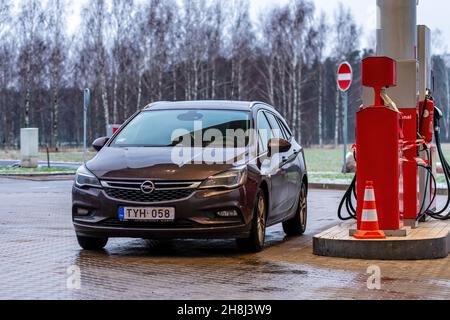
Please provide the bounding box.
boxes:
[72,184,255,239]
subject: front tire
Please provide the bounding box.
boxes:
[236,189,267,253]
[283,183,307,236]
[77,235,108,251]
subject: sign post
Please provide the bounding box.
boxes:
[83,89,90,164]
[337,62,353,170]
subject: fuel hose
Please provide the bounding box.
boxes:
[337,151,357,221]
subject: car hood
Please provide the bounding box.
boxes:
[86,147,248,181]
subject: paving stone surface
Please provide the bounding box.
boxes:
[0,178,449,300]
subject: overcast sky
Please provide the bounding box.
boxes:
[68,0,450,54]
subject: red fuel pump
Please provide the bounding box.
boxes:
[355,57,403,231]
[338,55,450,227]
[419,98,435,144]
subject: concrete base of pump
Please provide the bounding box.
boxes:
[313,220,450,260]
[349,227,411,237]
[403,219,419,229]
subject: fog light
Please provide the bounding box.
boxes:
[77,208,90,216]
[216,210,238,217]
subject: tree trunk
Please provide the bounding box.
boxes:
[52,84,59,149]
[172,67,177,101]
[101,74,110,128]
[296,62,303,144]
[334,89,340,148]
[24,59,32,127]
[113,72,118,124]
[123,75,128,119]
[136,75,142,111]
[278,61,288,124]
[268,59,275,104]
[193,61,199,100]
[318,64,323,147]
[237,59,243,100]
[231,59,235,99]
[211,60,216,99]
[185,64,191,100]
[291,61,297,132]
[158,67,163,100]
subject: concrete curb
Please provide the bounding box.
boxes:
[309,182,351,191]
[310,181,450,195]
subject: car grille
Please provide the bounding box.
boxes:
[104,188,194,203]
[101,179,200,203]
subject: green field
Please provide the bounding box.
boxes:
[0,166,75,174]
[1,145,450,176]
[0,149,96,163]
[303,147,345,172]
[304,144,450,173]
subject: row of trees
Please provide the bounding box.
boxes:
[0,0,449,148]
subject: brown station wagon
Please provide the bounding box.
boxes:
[72,101,308,252]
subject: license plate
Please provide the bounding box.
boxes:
[119,207,175,222]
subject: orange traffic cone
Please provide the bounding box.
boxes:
[354,181,386,240]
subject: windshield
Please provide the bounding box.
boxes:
[111,109,251,148]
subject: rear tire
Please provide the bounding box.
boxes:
[77,235,108,251]
[283,183,307,236]
[236,189,267,253]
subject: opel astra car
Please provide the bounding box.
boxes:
[72,101,308,252]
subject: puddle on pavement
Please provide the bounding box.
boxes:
[242,258,308,276]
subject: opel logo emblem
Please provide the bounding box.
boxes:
[140,181,155,194]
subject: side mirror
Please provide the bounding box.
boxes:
[268,138,291,156]
[92,137,109,152]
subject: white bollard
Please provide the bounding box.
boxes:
[20,128,39,168]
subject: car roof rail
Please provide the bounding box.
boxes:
[250,101,276,110]
[143,101,173,110]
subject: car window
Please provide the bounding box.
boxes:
[274,117,289,140]
[111,109,251,148]
[264,112,285,139]
[257,112,274,154]
[277,117,292,140]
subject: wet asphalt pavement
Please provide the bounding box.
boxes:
[0,177,449,300]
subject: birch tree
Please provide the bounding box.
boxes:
[46,0,67,148]
[314,13,328,148]
[332,3,360,147]
[17,0,46,128]
[0,0,375,147]
[0,0,13,145]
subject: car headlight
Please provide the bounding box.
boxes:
[75,165,101,188]
[199,167,247,189]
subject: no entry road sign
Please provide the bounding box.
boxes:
[337,62,353,92]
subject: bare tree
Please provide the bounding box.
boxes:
[46,0,67,148]
[17,0,46,128]
[0,0,384,149]
[258,0,314,142]
[206,1,224,99]
[80,0,110,128]
[332,3,360,147]
[226,0,254,100]
[313,12,328,148]
[0,0,13,145]
[111,0,138,121]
